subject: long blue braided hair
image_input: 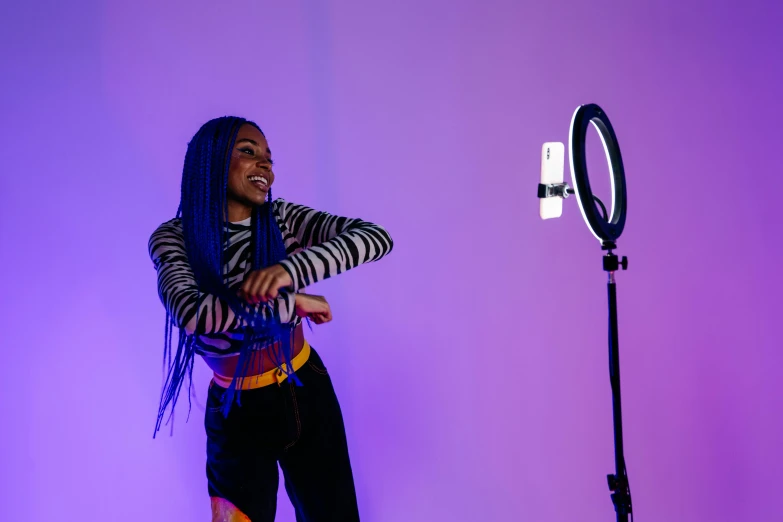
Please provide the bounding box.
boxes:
[154,116,297,437]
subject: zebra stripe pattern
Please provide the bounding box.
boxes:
[149,199,393,356]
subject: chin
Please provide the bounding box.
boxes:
[251,192,269,205]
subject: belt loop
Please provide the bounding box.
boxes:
[276,364,287,385]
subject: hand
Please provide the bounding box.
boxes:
[294,294,333,324]
[239,264,293,304]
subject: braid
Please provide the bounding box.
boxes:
[154,116,295,436]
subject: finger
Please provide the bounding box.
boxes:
[240,274,255,297]
[315,303,332,321]
[266,272,290,302]
[265,278,280,301]
[259,273,280,303]
[313,309,332,324]
[254,275,269,303]
[244,271,266,302]
[249,272,269,304]
[240,279,256,303]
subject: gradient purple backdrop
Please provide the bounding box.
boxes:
[1,1,781,520]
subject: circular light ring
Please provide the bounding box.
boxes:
[568,104,627,243]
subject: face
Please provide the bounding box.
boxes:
[226,124,274,216]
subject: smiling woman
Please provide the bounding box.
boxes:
[227,127,275,217]
[147,116,394,522]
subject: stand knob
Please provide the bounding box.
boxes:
[620,257,628,270]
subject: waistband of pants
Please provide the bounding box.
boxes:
[212,340,311,390]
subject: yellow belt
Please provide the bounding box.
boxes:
[212,341,311,390]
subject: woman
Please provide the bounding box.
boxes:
[148,116,393,522]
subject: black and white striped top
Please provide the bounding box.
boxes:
[148,199,393,357]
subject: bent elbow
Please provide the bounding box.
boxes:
[378,225,394,254]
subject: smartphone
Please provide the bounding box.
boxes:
[540,142,565,220]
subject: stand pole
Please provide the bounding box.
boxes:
[602,242,631,521]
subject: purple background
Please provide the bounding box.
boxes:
[1,1,781,520]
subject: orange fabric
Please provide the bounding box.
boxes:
[211,497,251,522]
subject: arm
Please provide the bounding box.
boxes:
[148,220,297,336]
[274,200,394,292]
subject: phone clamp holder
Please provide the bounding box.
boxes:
[537,182,574,199]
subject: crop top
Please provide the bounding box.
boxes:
[148,199,394,357]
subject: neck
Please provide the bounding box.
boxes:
[227,200,252,222]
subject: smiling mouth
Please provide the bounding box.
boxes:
[248,175,269,190]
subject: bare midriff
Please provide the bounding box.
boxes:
[201,323,306,378]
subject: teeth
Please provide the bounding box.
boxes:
[249,176,268,186]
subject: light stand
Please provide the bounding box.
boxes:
[602,240,631,522]
[538,104,633,521]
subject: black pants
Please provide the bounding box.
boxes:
[205,348,360,521]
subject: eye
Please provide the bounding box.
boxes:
[239,147,254,156]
